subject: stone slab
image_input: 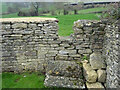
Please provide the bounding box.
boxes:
[46,61,82,78]
[44,74,85,89]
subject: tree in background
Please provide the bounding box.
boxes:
[7,2,25,14]
[63,3,70,15]
[54,2,64,15]
[31,2,40,16]
[70,2,83,15]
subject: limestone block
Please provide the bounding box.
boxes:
[90,52,106,69]
[83,63,97,83]
[59,50,76,55]
[13,29,23,34]
[38,24,43,27]
[47,50,58,55]
[59,50,69,55]
[38,49,48,56]
[74,28,83,34]
[2,24,11,30]
[75,35,84,39]
[12,23,27,29]
[44,74,85,89]
[24,51,37,56]
[76,43,90,49]
[37,60,46,72]
[74,20,84,29]
[46,61,82,78]
[76,45,82,49]
[55,54,69,60]
[91,44,103,49]
[70,54,81,58]
[78,49,92,54]
[28,24,37,29]
[22,61,38,71]
[97,69,106,83]
[23,30,33,34]
[67,50,77,55]
[60,43,70,47]
[86,82,104,90]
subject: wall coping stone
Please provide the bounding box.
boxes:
[0,17,58,23]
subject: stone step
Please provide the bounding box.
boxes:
[45,60,84,89]
[44,74,85,89]
[46,61,82,78]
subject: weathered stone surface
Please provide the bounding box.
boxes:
[59,36,73,41]
[37,60,46,72]
[46,61,82,78]
[38,24,43,27]
[74,20,84,29]
[104,24,119,88]
[59,50,68,55]
[86,82,104,90]
[24,51,37,56]
[74,28,83,34]
[90,52,106,69]
[28,24,37,29]
[83,63,97,83]
[12,23,27,29]
[59,50,76,55]
[55,54,69,60]
[2,24,11,30]
[97,69,106,83]
[44,74,85,89]
[78,49,92,54]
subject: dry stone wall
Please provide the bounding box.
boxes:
[45,20,106,89]
[103,21,120,88]
[1,18,59,72]
[1,18,120,89]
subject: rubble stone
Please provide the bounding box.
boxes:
[97,69,106,83]
[83,63,97,83]
[90,52,106,69]
[86,82,104,90]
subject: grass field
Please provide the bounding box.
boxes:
[2,72,46,88]
[1,72,70,89]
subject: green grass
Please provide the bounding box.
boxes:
[78,7,107,14]
[2,72,46,88]
[2,13,101,36]
[2,13,18,18]
[1,72,72,89]
[53,14,100,36]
